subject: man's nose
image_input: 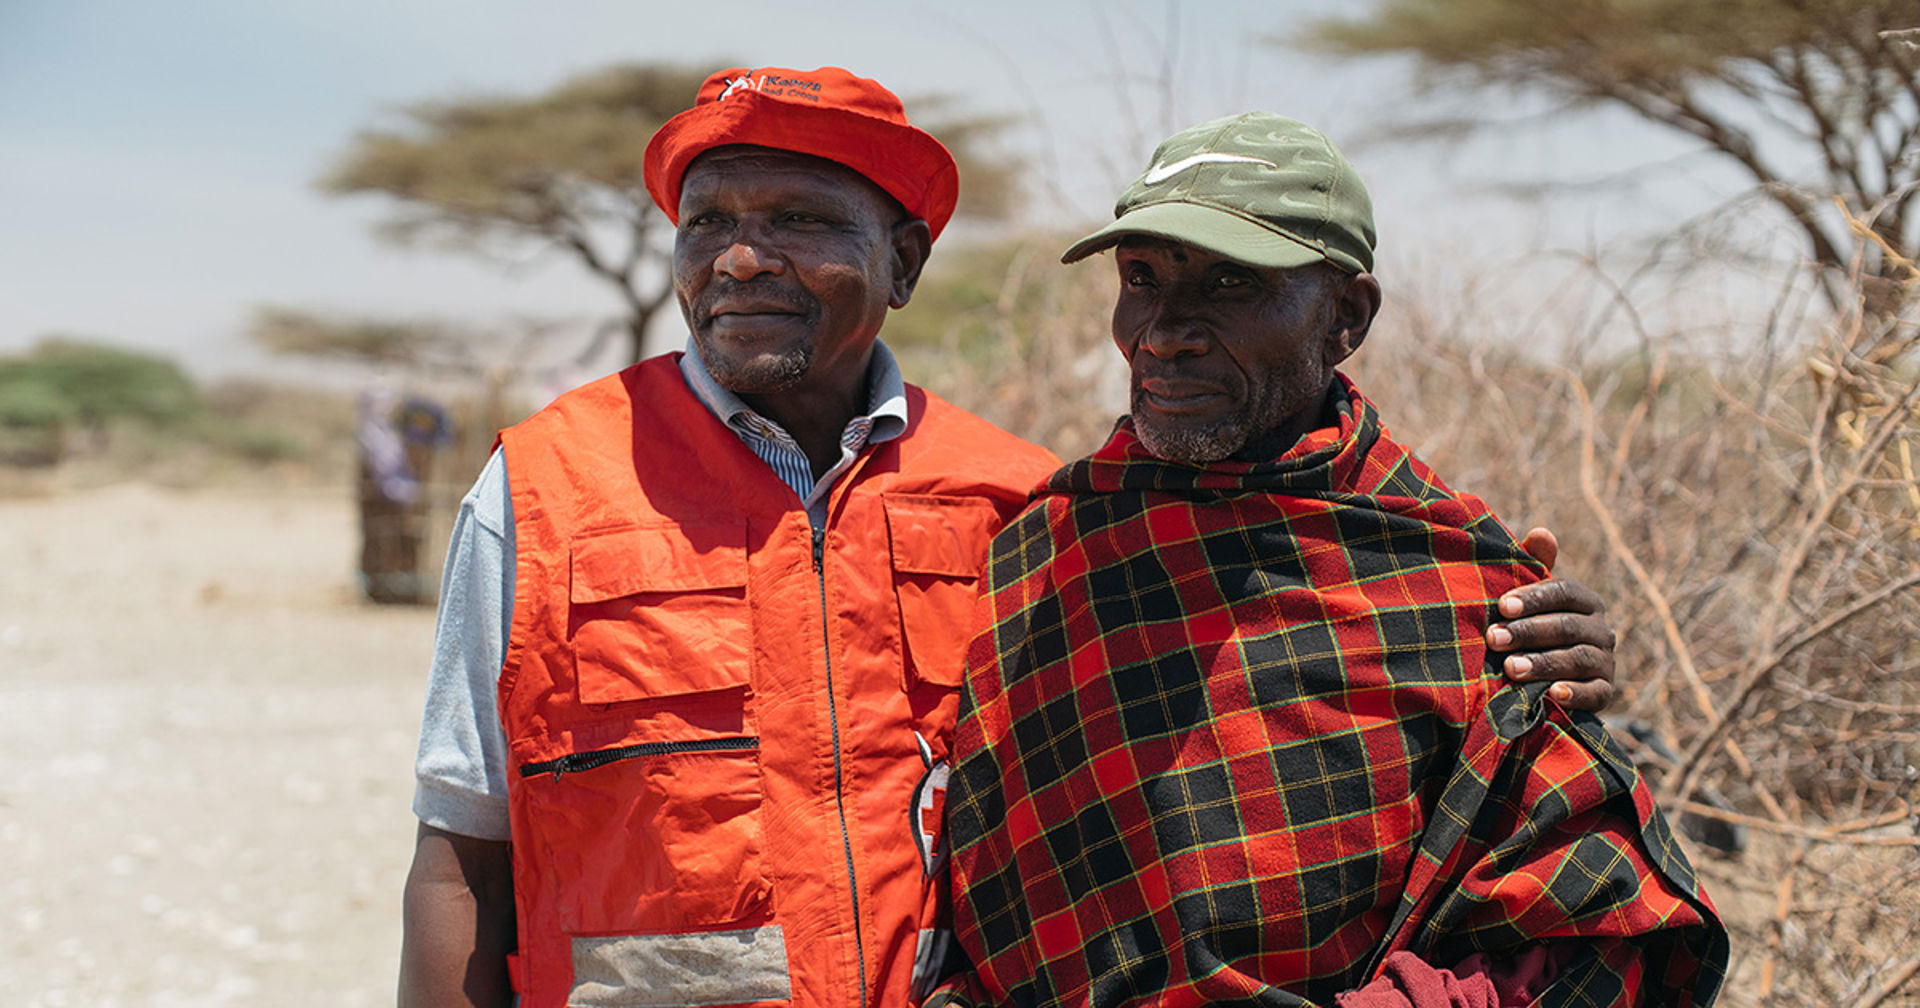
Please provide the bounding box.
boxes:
[1137,309,1210,359]
[713,228,785,281]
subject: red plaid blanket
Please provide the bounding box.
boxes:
[935,377,1725,1007]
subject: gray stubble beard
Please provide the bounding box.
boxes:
[700,342,813,397]
[1130,400,1250,464]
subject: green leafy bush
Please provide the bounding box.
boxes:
[0,337,205,434]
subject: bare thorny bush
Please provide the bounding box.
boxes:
[920,220,1920,1004]
[1356,227,1920,1004]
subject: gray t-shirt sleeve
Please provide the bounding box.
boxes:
[410,446,515,842]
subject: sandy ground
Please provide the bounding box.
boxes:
[0,481,435,1006]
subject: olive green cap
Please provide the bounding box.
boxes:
[1061,111,1376,273]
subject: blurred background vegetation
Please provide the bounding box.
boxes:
[0,337,348,479]
[4,2,1918,1002]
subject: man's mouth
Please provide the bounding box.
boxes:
[712,303,800,320]
[1138,376,1226,413]
[703,292,812,332]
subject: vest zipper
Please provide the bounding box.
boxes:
[813,524,871,1001]
[518,736,759,780]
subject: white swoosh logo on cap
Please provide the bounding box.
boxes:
[1141,153,1277,185]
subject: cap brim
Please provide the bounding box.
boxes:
[1060,201,1332,269]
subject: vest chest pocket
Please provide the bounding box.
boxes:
[569,521,750,703]
[884,495,999,690]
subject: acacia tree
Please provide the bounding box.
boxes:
[1306,0,1920,317]
[321,64,708,365]
[248,306,462,368]
[322,63,1023,366]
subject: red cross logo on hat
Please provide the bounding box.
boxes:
[718,74,759,101]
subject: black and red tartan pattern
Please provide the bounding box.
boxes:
[933,377,1726,1007]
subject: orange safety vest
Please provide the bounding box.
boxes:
[496,354,1058,1008]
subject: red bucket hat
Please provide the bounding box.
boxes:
[644,66,961,241]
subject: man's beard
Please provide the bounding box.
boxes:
[1127,368,1325,465]
[1130,402,1250,464]
[700,340,812,395]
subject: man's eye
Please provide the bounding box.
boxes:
[682,213,727,232]
[1122,267,1156,288]
[1214,272,1251,290]
[783,213,831,228]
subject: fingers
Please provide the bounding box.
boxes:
[1497,643,1617,712]
[1544,676,1616,713]
[1486,611,1616,658]
[1497,641,1615,683]
[1518,526,1558,571]
[1491,559,1619,715]
[1489,577,1619,714]
[1497,576,1605,621]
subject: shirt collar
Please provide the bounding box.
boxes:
[678,339,910,446]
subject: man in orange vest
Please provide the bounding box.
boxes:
[397,68,1621,1008]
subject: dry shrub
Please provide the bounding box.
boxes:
[917,227,1920,1004]
[1352,244,1920,1004]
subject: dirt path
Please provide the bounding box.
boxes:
[1,482,436,1006]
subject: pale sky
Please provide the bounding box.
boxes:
[0,0,1711,380]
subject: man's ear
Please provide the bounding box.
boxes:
[888,218,934,309]
[1326,271,1382,364]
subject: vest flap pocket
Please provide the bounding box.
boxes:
[570,522,750,703]
[885,495,998,689]
[884,494,999,576]
[571,522,748,601]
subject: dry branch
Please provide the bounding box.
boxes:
[1846,953,1920,1008]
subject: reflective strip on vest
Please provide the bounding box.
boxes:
[568,925,791,1007]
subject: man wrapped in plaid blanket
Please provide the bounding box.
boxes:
[927,113,1726,1007]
